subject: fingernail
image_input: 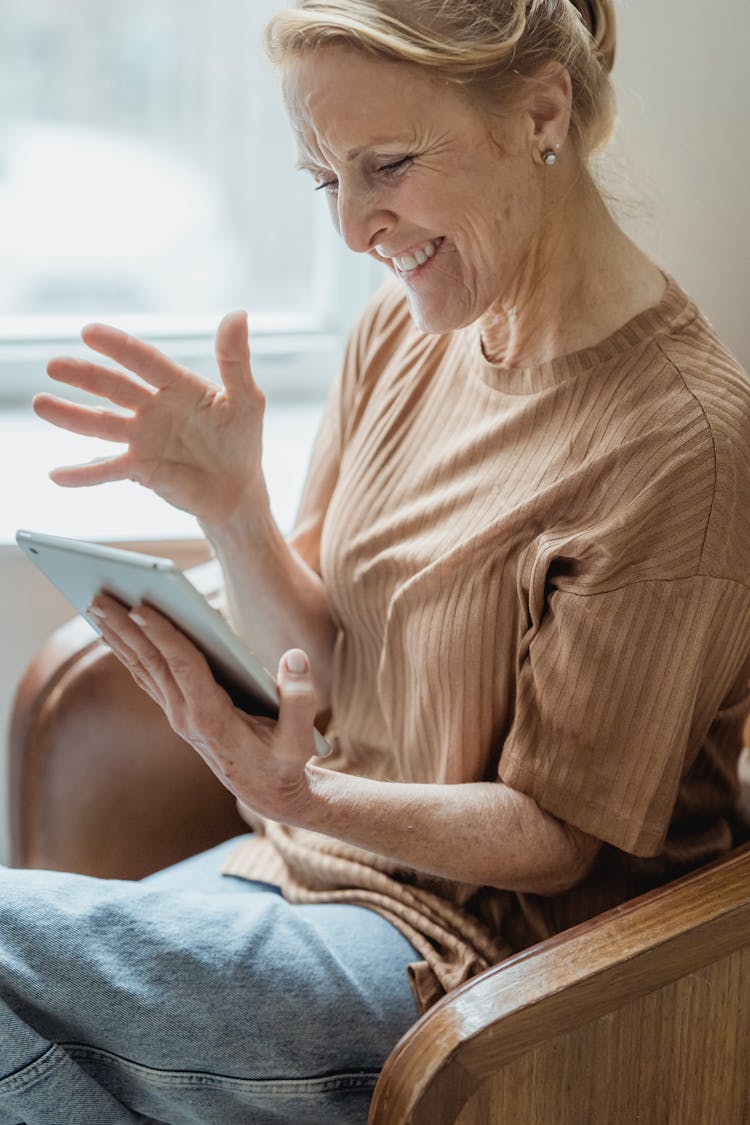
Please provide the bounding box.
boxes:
[129,611,147,627]
[285,650,309,675]
[88,605,107,619]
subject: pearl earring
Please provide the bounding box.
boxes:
[542,143,561,166]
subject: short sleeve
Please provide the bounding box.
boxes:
[499,575,750,856]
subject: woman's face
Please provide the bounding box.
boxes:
[283,45,549,334]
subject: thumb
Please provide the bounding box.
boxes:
[215,309,257,399]
[276,650,317,755]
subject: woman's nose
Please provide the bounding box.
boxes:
[335,183,394,254]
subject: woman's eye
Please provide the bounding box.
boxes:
[378,156,413,177]
[313,156,414,195]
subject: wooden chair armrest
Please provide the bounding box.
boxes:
[11,538,750,1120]
[370,843,750,1125]
[9,556,246,878]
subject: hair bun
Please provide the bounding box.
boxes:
[572,0,617,73]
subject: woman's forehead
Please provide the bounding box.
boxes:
[282,46,475,164]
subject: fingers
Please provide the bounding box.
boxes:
[276,650,318,758]
[101,601,231,733]
[90,597,168,709]
[33,394,132,486]
[42,313,255,429]
[46,356,153,411]
[89,600,317,794]
[32,394,131,442]
[214,310,258,400]
[47,452,133,488]
[80,323,185,390]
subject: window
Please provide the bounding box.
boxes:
[0,0,381,401]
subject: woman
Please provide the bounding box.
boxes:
[4,1,750,1122]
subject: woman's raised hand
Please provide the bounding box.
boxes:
[34,311,268,529]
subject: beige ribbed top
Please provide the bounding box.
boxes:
[224,274,750,1012]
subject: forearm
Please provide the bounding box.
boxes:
[106,586,597,893]
[201,504,337,710]
[299,768,598,895]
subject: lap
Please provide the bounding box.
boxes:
[0,837,419,1125]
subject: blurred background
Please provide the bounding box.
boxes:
[0,0,748,858]
[0,0,344,320]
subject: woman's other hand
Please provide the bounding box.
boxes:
[89,593,319,824]
[34,311,269,529]
[37,310,339,714]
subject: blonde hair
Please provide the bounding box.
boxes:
[265,1,617,154]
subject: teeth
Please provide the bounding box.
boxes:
[393,238,442,272]
[396,253,418,271]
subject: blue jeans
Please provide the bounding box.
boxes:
[0,837,420,1124]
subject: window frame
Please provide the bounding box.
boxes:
[0,0,390,405]
[0,232,384,405]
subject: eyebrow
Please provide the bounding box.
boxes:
[295,141,411,174]
[294,153,359,175]
[295,158,330,174]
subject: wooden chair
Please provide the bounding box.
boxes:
[8,559,750,1125]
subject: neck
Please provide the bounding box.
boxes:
[479,167,666,368]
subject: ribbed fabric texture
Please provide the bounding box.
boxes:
[224,274,750,1012]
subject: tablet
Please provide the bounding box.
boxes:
[16,529,331,758]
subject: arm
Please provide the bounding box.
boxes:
[195,320,340,710]
[201,509,337,712]
[301,768,601,895]
[35,312,338,709]
[88,595,599,895]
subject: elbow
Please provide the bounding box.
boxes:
[488,823,601,897]
[484,787,602,896]
[532,825,601,896]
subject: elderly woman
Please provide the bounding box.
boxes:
[3,1,750,1123]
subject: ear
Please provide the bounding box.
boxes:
[523,63,573,157]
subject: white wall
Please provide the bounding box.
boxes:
[2,0,748,863]
[610,0,749,368]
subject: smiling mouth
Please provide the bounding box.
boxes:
[388,236,446,279]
